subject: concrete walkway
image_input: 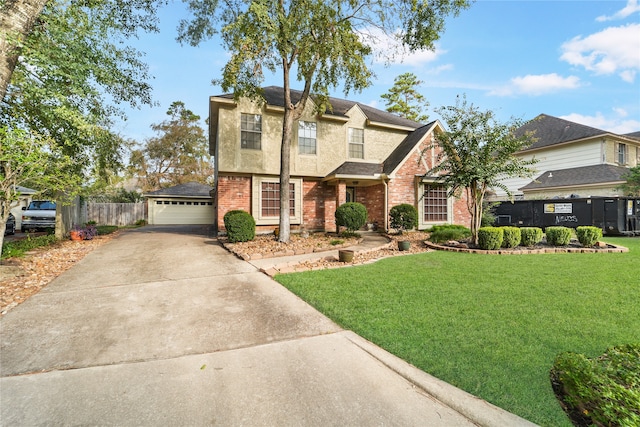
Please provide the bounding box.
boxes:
[1,226,537,426]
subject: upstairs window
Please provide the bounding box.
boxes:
[298,121,317,155]
[617,143,627,165]
[348,128,364,159]
[241,113,262,150]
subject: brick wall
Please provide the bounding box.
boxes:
[217,175,251,231]
[302,180,326,231]
[356,185,385,228]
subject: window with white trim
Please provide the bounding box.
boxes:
[617,143,627,165]
[298,121,317,155]
[348,128,364,159]
[241,113,262,150]
[252,177,302,225]
[422,184,448,222]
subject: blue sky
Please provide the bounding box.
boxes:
[115,0,640,144]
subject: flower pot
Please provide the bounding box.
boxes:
[338,249,354,263]
[398,240,411,251]
[70,230,83,241]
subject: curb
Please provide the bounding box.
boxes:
[342,331,539,427]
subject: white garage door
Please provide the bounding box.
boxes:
[150,199,214,225]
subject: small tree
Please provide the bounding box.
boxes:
[618,166,640,196]
[381,73,430,123]
[424,96,538,245]
[0,128,80,259]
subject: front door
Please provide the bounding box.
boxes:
[346,187,356,203]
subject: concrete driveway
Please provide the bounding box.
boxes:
[1,226,534,426]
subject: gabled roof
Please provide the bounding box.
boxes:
[144,182,213,198]
[383,122,437,175]
[516,114,611,151]
[215,86,423,129]
[519,164,629,191]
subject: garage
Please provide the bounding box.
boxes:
[145,182,214,225]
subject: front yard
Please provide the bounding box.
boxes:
[275,236,640,426]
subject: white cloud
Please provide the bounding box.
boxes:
[360,27,445,66]
[560,111,640,134]
[560,24,640,82]
[596,0,640,22]
[488,73,581,96]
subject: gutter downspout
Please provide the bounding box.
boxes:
[381,175,389,232]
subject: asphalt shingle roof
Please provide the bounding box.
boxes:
[520,164,630,190]
[145,182,213,197]
[382,123,435,175]
[217,86,423,129]
[516,114,610,151]
[326,162,383,177]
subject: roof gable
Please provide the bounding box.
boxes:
[383,121,439,175]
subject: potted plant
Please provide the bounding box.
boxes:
[338,249,354,262]
[389,204,418,251]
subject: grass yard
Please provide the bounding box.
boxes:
[276,237,640,426]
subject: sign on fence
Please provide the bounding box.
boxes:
[86,203,147,226]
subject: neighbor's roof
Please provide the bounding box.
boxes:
[516,114,611,151]
[519,164,629,190]
[215,86,423,130]
[144,182,213,198]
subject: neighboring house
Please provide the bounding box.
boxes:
[144,182,214,225]
[209,86,470,235]
[494,114,640,200]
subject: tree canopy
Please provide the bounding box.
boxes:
[1,0,160,183]
[381,72,430,123]
[178,0,471,241]
[128,101,213,191]
[619,166,640,196]
[426,96,538,244]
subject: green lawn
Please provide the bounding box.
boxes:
[276,237,640,426]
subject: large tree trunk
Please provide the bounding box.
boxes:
[278,106,294,243]
[0,0,48,100]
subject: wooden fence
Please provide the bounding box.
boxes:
[85,203,147,226]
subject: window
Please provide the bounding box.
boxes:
[348,128,364,159]
[252,177,302,225]
[241,113,262,150]
[423,184,448,222]
[261,182,295,217]
[617,143,627,164]
[298,121,317,154]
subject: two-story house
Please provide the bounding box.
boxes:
[209,86,470,235]
[494,114,640,200]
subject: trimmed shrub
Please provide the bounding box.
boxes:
[389,204,418,233]
[576,226,603,247]
[520,227,543,247]
[223,210,256,243]
[501,226,521,248]
[550,344,640,427]
[546,226,572,246]
[428,224,472,243]
[477,227,504,250]
[335,202,367,232]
